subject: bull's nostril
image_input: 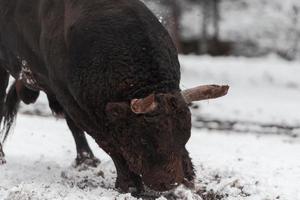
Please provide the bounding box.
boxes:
[160,183,167,190]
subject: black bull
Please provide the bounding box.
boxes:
[0,0,228,193]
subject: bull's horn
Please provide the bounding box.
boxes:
[181,85,229,103]
[131,94,157,114]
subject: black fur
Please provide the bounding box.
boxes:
[0,0,194,192]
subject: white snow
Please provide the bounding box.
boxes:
[1,55,300,199]
[180,55,300,126]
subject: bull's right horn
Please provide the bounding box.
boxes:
[181,85,229,104]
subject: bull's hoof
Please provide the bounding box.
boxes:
[0,148,6,165]
[0,157,6,165]
[183,178,195,189]
[73,152,101,169]
[116,180,144,194]
[116,174,144,194]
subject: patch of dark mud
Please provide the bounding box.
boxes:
[196,189,225,200]
[134,185,226,200]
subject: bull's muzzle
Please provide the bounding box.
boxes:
[142,156,184,191]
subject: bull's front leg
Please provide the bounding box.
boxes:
[111,153,144,193]
[65,115,100,168]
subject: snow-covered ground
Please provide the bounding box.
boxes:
[180,55,300,136]
[1,55,300,200]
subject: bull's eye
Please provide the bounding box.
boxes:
[170,97,178,110]
[141,138,147,145]
[144,115,158,123]
[112,111,119,118]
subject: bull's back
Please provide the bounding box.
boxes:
[66,0,180,102]
[0,0,59,78]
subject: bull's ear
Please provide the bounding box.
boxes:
[105,102,129,121]
[130,94,157,114]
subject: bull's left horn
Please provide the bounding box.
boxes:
[131,94,157,114]
[181,85,229,103]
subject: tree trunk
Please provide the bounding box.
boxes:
[212,0,220,40]
[291,5,300,60]
[169,0,182,53]
[200,0,209,54]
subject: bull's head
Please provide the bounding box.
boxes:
[105,85,229,191]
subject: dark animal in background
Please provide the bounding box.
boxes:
[0,0,228,193]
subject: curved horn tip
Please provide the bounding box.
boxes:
[181,84,230,103]
[220,85,230,93]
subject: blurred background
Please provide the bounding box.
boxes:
[143,0,300,60]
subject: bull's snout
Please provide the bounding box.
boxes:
[143,156,184,191]
[144,173,183,191]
